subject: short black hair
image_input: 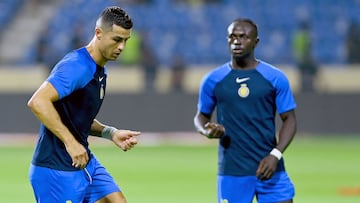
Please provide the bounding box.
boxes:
[98,6,133,30]
[232,18,258,37]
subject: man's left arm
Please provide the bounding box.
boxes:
[276,110,297,153]
[256,110,297,180]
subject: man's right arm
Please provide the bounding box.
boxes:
[194,110,225,139]
[194,110,210,136]
[27,81,88,169]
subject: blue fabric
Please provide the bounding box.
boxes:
[217,172,295,203]
[197,61,296,176]
[31,47,107,171]
[29,154,120,203]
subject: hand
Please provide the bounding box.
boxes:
[203,122,225,139]
[112,129,140,151]
[256,155,278,180]
[65,140,89,169]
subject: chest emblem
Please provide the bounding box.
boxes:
[238,83,250,98]
[235,77,250,98]
[100,84,105,99]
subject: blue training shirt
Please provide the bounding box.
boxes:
[197,60,296,176]
[31,47,107,171]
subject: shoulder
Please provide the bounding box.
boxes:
[256,60,290,85]
[47,48,97,98]
[202,62,232,83]
[257,61,287,78]
[54,48,96,77]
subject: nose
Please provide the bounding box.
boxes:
[233,38,240,44]
[230,35,241,44]
[117,42,126,51]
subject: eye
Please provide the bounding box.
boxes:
[228,34,239,41]
[113,37,129,43]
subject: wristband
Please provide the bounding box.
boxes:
[270,148,282,160]
[101,126,117,140]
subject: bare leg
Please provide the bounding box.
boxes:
[277,199,293,203]
[95,191,127,203]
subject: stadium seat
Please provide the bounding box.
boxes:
[20,0,360,66]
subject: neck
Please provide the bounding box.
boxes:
[231,56,258,70]
[86,38,107,67]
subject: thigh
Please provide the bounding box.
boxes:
[217,175,257,203]
[256,171,295,203]
[94,191,127,203]
[29,164,88,203]
[84,157,121,203]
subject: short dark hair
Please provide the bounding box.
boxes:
[232,18,258,37]
[97,6,133,30]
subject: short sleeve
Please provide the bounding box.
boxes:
[47,61,93,99]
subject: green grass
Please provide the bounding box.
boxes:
[0,135,359,203]
[285,136,360,203]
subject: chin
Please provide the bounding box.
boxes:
[108,56,118,61]
[232,53,244,58]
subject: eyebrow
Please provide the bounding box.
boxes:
[112,35,130,41]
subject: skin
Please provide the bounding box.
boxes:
[27,20,140,203]
[194,20,296,203]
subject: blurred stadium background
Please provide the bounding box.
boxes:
[0,0,359,202]
[1,0,360,133]
[1,0,360,65]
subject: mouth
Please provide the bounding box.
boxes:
[230,45,243,53]
[231,48,243,55]
[232,48,242,53]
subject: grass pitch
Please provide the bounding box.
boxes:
[0,135,359,203]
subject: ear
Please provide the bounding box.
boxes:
[95,28,102,40]
[254,37,260,48]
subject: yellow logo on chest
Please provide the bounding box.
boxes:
[238,83,250,98]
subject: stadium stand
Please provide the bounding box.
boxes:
[4,0,360,66]
[0,0,23,30]
[0,0,58,64]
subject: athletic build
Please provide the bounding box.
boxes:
[28,6,140,203]
[194,18,297,203]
